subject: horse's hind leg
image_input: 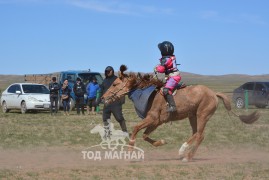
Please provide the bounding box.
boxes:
[179,114,197,159]
[180,102,216,162]
[185,112,214,162]
[143,124,166,147]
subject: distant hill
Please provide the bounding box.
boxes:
[0,75,25,91]
[180,72,269,84]
[1,73,269,92]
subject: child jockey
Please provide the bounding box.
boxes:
[154,41,181,112]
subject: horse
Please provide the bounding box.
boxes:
[90,123,128,151]
[101,65,260,162]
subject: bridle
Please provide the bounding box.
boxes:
[103,75,143,104]
[105,78,129,102]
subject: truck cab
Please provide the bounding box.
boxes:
[59,71,103,86]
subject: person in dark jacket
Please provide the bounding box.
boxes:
[98,66,128,139]
[49,76,60,115]
[73,77,86,115]
[61,79,72,115]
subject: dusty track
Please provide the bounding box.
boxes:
[1,146,268,171]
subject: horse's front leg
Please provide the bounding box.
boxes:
[129,117,154,148]
[143,125,166,147]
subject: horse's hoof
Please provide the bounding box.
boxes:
[128,146,134,151]
[129,139,136,145]
[153,140,166,147]
[182,158,189,162]
[178,154,185,160]
[160,139,166,145]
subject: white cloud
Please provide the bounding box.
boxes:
[200,10,267,25]
[0,0,174,16]
[239,13,267,25]
[200,10,219,20]
[0,0,43,3]
[66,0,174,16]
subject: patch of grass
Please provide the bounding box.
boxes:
[0,169,14,179]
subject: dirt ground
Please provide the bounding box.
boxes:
[1,146,269,171]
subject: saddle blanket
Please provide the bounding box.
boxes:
[128,86,156,119]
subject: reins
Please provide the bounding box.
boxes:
[104,75,144,102]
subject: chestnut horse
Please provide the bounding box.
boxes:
[101,65,260,162]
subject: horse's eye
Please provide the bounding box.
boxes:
[112,83,117,87]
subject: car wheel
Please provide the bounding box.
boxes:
[235,97,245,109]
[2,101,10,113]
[70,98,75,110]
[21,101,27,114]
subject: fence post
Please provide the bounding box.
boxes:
[96,90,100,113]
[244,90,249,110]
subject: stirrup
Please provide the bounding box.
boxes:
[167,106,177,112]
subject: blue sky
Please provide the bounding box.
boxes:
[0,0,268,75]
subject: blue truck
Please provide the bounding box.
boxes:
[25,70,103,109]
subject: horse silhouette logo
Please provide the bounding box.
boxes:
[82,122,144,161]
[90,122,129,151]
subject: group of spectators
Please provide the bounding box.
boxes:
[49,76,100,116]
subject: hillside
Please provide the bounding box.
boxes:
[0,75,25,91]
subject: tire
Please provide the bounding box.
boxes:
[21,101,27,114]
[70,98,75,110]
[2,101,10,113]
[57,99,61,110]
[235,97,245,109]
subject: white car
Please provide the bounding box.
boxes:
[1,83,51,113]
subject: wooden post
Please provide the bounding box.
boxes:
[245,90,249,110]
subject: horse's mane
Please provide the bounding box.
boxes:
[127,72,164,90]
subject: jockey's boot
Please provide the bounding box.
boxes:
[165,94,177,112]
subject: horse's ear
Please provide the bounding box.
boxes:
[143,73,150,81]
[137,72,142,79]
[120,64,127,73]
[118,65,128,80]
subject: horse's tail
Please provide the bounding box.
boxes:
[216,92,260,124]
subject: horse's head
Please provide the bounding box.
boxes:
[101,65,137,105]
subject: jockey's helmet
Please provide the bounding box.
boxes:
[158,41,174,56]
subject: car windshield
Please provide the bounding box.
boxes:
[78,73,103,85]
[22,84,50,94]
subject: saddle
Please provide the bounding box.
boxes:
[160,82,187,96]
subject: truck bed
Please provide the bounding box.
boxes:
[24,73,59,85]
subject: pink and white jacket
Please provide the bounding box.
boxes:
[155,55,181,92]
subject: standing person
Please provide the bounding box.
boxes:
[154,41,181,112]
[61,79,72,116]
[49,77,60,115]
[97,66,128,138]
[73,77,86,115]
[86,76,100,115]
